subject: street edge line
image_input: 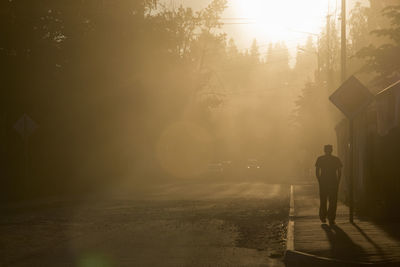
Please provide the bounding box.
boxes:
[286,184,295,251]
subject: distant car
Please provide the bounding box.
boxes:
[246,159,261,169]
[207,162,223,174]
[221,160,232,170]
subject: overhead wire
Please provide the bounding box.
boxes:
[216,57,294,73]
[202,41,313,58]
[198,36,312,55]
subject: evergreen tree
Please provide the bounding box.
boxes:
[250,39,260,63]
[357,4,400,85]
[294,36,317,82]
[227,38,239,59]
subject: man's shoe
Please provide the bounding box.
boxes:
[329,220,336,225]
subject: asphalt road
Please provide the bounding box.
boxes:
[1,182,289,267]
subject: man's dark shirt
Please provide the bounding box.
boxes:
[315,155,342,183]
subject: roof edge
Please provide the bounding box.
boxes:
[376,79,400,97]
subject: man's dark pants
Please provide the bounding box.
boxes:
[318,179,339,222]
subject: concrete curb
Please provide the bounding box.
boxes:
[286,185,295,251]
[284,185,399,267]
[284,249,396,267]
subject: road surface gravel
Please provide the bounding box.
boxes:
[1,182,289,267]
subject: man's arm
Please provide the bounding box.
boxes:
[315,157,321,181]
[316,166,321,181]
[337,158,343,183]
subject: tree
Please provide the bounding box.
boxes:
[250,39,260,63]
[357,4,400,85]
[294,36,317,83]
[227,38,239,59]
[349,2,370,55]
[317,15,341,91]
[265,42,290,86]
[292,81,337,172]
[0,0,234,198]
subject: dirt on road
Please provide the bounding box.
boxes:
[1,183,289,267]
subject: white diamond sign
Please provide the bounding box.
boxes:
[14,114,38,139]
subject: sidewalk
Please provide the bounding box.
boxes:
[285,184,400,266]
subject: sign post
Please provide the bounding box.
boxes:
[329,76,373,222]
[348,119,354,222]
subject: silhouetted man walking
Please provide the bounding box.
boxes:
[315,145,342,225]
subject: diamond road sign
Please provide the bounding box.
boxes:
[13,114,38,139]
[329,76,374,118]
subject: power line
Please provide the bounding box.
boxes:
[203,41,310,57]
[220,17,257,20]
[216,57,293,73]
[232,36,313,49]
[222,22,256,25]
[194,36,311,55]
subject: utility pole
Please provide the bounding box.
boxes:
[317,37,321,82]
[326,14,332,89]
[341,0,347,83]
[340,0,353,223]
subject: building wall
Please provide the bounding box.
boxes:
[336,80,400,217]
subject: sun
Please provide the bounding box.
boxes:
[230,0,331,43]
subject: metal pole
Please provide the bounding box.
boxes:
[340,0,353,222]
[349,118,354,223]
[23,116,29,186]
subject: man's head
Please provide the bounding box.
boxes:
[324,144,333,155]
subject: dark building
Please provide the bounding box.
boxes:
[336,80,400,218]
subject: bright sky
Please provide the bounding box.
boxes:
[162,0,363,61]
[225,0,333,48]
